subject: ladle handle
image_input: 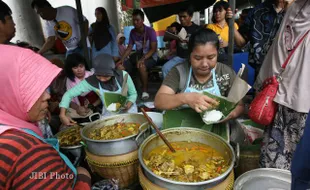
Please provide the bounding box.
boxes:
[141,108,176,153]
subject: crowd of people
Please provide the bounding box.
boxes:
[0,0,309,189]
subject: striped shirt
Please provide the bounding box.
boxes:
[0,130,91,190]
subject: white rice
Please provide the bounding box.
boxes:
[107,103,117,112]
[202,110,224,124]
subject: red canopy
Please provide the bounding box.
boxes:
[121,0,185,10]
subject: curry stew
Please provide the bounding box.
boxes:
[88,122,141,140]
[144,142,228,182]
[58,126,82,147]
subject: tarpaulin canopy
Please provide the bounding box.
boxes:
[122,0,216,23]
[121,0,185,10]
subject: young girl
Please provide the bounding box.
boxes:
[59,53,138,125]
[64,53,101,117]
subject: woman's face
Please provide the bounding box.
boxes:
[28,91,50,122]
[214,8,226,23]
[119,37,125,45]
[190,43,218,77]
[96,75,112,82]
[72,64,86,79]
[95,10,103,22]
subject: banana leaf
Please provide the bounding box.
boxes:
[200,91,237,124]
[103,92,127,111]
[163,108,228,141]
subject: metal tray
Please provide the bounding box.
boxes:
[234,168,291,190]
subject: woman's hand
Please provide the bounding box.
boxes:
[218,101,245,123]
[59,114,76,126]
[184,93,219,113]
[137,58,145,69]
[77,106,90,116]
[117,64,126,70]
[217,111,236,123]
[226,8,238,19]
[124,101,133,110]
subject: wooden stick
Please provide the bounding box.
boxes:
[141,108,176,153]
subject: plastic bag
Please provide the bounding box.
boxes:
[92,179,119,190]
[238,119,264,144]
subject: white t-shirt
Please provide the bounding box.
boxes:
[43,6,87,50]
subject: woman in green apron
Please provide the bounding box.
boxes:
[154,28,244,124]
[60,53,138,126]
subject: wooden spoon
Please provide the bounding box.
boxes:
[141,108,176,153]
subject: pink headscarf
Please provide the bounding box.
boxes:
[0,45,61,137]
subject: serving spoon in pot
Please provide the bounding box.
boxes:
[141,108,176,153]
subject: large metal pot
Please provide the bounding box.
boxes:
[54,125,83,166]
[138,127,236,190]
[81,113,151,156]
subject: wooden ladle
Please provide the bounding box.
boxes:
[141,108,176,153]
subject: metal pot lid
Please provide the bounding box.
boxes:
[234,168,291,190]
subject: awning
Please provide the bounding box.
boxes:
[121,0,185,10]
[122,0,216,23]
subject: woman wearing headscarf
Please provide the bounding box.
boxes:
[0,45,91,189]
[255,0,310,170]
[89,7,119,61]
[59,53,138,125]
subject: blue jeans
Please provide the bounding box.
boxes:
[162,56,185,78]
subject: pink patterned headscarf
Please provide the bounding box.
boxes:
[0,45,61,137]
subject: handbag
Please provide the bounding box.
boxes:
[248,31,309,126]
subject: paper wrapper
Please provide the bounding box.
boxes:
[201,64,252,124]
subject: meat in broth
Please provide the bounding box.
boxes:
[144,142,229,182]
[88,122,140,140]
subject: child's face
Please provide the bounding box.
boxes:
[96,75,112,82]
[119,37,125,45]
[72,63,86,79]
[170,27,177,34]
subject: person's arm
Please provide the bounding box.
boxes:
[139,29,158,62]
[226,8,251,48]
[163,27,173,42]
[141,41,157,61]
[88,24,93,44]
[38,36,56,55]
[109,26,120,61]
[83,19,89,38]
[154,85,218,112]
[219,100,245,123]
[59,80,94,125]
[234,28,247,48]
[123,71,137,109]
[119,44,133,63]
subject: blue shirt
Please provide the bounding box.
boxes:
[89,25,119,59]
[239,1,284,71]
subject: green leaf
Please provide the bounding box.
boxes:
[103,92,127,110]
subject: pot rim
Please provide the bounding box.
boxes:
[54,125,83,149]
[81,121,149,143]
[60,144,83,149]
[138,127,235,186]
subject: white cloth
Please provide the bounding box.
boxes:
[43,6,89,50]
[255,0,310,113]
